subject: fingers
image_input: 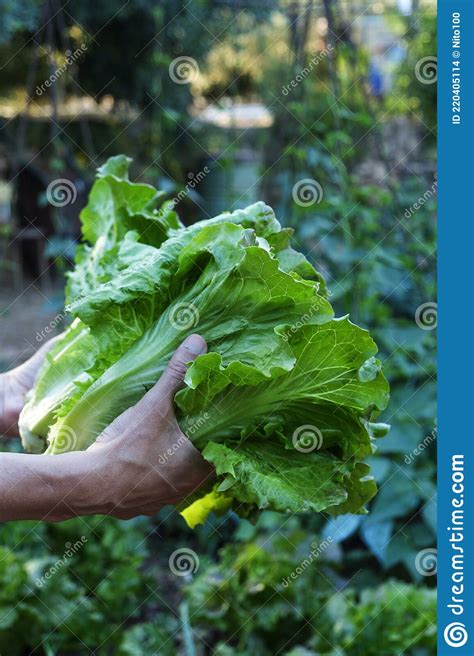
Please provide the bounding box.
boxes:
[139,333,207,408]
[14,333,65,388]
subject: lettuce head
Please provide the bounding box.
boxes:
[19,156,389,527]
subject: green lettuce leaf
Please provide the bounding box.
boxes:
[202,441,375,514]
[19,319,98,453]
[178,318,388,449]
[176,318,388,525]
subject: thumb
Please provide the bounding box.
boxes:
[147,333,207,404]
[14,333,64,390]
[90,334,207,446]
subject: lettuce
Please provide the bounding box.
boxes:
[19,156,389,526]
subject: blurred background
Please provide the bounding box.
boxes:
[0,0,437,654]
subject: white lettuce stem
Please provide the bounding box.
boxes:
[45,295,212,454]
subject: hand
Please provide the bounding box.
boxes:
[0,336,61,437]
[76,334,215,519]
[0,334,213,522]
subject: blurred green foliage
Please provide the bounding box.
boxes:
[183,532,436,655]
[0,518,436,654]
[388,11,437,134]
[0,517,153,654]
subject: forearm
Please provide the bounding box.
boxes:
[0,335,212,521]
[0,336,62,437]
[0,451,108,521]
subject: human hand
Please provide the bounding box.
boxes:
[0,333,213,523]
[0,336,61,437]
[74,334,215,519]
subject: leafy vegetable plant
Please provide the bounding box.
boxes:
[183,531,436,656]
[19,156,389,526]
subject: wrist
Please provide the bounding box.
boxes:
[30,450,112,520]
[62,449,114,517]
[0,450,103,522]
